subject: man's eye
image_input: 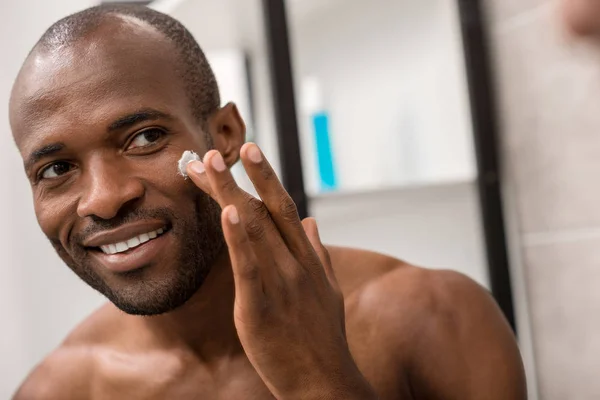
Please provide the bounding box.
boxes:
[128,129,165,150]
[40,162,73,180]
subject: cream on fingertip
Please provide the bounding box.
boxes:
[177,150,201,178]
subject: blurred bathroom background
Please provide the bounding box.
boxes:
[2,0,599,399]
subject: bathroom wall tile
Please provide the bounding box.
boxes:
[490,3,600,234]
[524,239,600,399]
[482,0,549,25]
[486,0,600,399]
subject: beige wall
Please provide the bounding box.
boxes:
[484,1,600,398]
[0,1,101,398]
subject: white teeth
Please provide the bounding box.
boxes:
[101,245,115,255]
[115,242,128,253]
[99,228,166,255]
[127,237,141,248]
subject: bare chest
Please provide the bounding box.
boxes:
[93,354,275,400]
[93,377,274,400]
[91,346,411,400]
[91,304,413,400]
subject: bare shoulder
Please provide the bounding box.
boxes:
[381,267,526,399]
[325,245,405,296]
[13,304,121,400]
[13,343,94,399]
[328,246,527,399]
[326,245,509,335]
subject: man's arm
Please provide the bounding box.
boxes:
[13,347,92,400]
[400,269,527,399]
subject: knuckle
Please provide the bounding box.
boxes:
[245,217,266,241]
[237,261,260,281]
[297,251,319,270]
[287,265,311,287]
[242,199,271,242]
[247,197,268,217]
[247,198,272,222]
[221,178,238,193]
[243,199,271,241]
[277,196,299,222]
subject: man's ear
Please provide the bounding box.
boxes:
[208,102,246,167]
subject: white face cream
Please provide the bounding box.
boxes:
[177,150,200,178]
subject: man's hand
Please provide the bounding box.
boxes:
[186,143,377,400]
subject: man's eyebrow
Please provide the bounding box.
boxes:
[22,109,173,171]
[25,143,65,170]
[108,109,174,132]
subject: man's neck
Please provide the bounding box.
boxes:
[134,249,244,362]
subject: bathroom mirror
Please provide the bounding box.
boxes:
[153,0,513,327]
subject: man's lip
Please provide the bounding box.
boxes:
[81,220,169,248]
[91,231,171,273]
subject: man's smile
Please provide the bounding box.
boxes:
[98,227,166,255]
[82,220,173,273]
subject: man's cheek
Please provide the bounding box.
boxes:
[34,200,70,242]
[149,147,201,197]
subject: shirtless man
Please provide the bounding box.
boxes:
[9,4,526,399]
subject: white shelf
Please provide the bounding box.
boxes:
[309,177,478,202]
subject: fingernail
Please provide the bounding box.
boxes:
[212,152,227,172]
[228,206,240,224]
[189,160,205,175]
[247,145,263,164]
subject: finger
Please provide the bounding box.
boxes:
[203,150,289,260]
[202,149,250,207]
[186,160,215,197]
[301,218,340,292]
[240,143,313,260]
[222,205,265,312]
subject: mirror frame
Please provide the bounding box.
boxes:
[262,0,516,332]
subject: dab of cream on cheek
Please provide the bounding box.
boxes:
[177,150,200,179]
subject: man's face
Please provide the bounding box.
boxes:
[9,21,233,315]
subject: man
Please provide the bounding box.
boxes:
[562,0,600,36]
[9,4,526,399]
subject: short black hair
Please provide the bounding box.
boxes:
[35,4,220,124]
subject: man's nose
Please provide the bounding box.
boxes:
[77,160,145,220]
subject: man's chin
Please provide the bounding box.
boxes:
[111,299,182,317]
[98,265,209,316]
